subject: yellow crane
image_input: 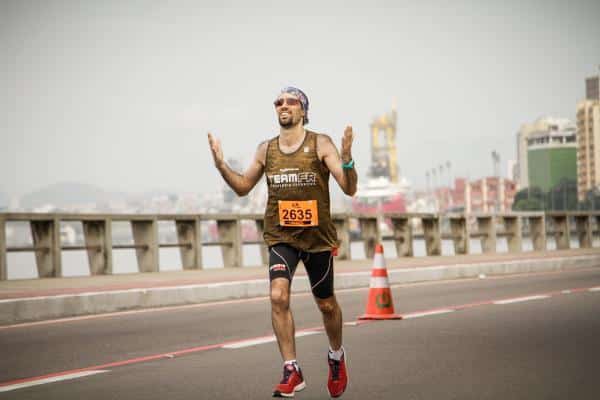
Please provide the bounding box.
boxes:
[369,101,399,183]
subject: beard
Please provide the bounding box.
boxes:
[278,114,301,128]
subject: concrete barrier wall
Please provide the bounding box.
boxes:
[2,211,599,280]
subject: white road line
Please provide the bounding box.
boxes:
[402,309,455,319]
[589,287,600,292]
[0,370,108,393]
[223,331,321,349]
[561,290,572,294]
[493,295,550,305]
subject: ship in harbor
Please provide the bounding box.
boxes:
[352,105,410,214]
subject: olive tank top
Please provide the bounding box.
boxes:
[263,130,337,252]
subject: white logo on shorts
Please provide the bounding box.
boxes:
[270,264,287,272]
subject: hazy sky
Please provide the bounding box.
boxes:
[1,0,599,197]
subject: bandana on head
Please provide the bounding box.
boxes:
[279,86,309,125]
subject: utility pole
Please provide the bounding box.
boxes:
[438,164,444,211]
[432,168,439,211]
[426,171,431,202]
[491,151,501,212]
[446,160,452,207]
[491,150,500,178]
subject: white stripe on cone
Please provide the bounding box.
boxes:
[369,277,391,289]
[373,253,385,269]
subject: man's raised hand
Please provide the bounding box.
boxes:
[207,132,224,168]
[341,125,354,163]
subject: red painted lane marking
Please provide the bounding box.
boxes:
[0,339,237,388]
[396,285,599,320]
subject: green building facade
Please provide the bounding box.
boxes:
[527,147,577,192]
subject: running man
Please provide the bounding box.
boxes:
[208,86,357,398]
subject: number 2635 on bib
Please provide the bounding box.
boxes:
[278,200,319,227]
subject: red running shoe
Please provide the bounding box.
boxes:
[273,364,306,397]
[327,350,348,398]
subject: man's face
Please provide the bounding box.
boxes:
[274,93,305,128]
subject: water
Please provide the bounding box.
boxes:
[5,236,583,280]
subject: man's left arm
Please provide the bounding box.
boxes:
[319,126,358,196]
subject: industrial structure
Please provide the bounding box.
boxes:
[353,104,408,213]
[369,106,399,183]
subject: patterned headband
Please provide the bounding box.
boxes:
[279,86,309,125]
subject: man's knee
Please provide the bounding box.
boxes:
[270,280,290,309]
[316,296,338,315]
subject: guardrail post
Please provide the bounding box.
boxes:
[176,219,203,269]
[390,216,413,257]
[528,215,546,251]
[477,216,496,253]
[217,218,242,267]
[254,219,269,265]
[575,215,592,248]
[502,215,522,253]
[31,218,62,277]
[83,219,113,275]
[52,218,62,277]
[552,214,570,250]
[590,213,600,247]
[131,219,159,272]
[0,216,6,281]
[422,215,441,256]
[449,216,469,255]
[332,215,351,260]
[358,216,379,258]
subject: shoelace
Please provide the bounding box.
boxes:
[329,358,340,380]
[280,366,294,384]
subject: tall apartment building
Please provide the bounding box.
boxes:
[577,74,600,200]
[586,76,599,101]
[516,117,575,189]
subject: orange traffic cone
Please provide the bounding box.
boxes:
[358,244,402,320]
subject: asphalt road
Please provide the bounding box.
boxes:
[1,268,600,399]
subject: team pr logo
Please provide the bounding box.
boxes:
[267,170,317,188]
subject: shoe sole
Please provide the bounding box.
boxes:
[272,381,306,398]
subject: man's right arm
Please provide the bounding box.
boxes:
[208,133,267,197]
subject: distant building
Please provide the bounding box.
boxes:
[432,177,515,213]
[577,97,600,200]
[516,116,576,189]
[586,75,599,100]
[526,123,577,192]
[464,177,517,213]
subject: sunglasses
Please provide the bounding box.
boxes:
[273,97,301,107]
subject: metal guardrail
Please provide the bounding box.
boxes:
[0,211,598,280]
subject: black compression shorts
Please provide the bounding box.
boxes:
[268,243,334,299]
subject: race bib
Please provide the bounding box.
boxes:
[278,200,319,227]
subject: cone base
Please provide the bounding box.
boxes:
[358,313,403,320]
